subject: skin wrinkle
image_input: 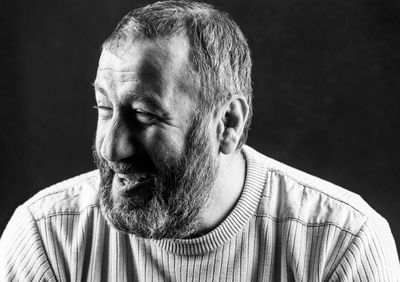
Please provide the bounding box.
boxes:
[93,1,250,240]
[94,81,168,119]
[94,95,183,134]
[97,69,164,97]
[95,114,219,239]
[94,34,223,239]
[95,45,192,123]
[104,40,173,85]
[96,70,142,82]
[102,1,252,147]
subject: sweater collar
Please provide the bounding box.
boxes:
[153,145,268,255]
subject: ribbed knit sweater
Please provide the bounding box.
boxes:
[1,146,399,281]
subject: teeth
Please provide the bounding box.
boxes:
[117,173,150,184]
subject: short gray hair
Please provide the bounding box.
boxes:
[103,0,253,148]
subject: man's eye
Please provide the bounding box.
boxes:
[134,110,158,125]
[93,105,113,119]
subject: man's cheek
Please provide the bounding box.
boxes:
[148,132,185,163]
[95,127,105,156]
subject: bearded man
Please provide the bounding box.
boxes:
[1,1,399,281]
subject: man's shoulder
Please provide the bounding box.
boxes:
[23,170,101,221]
[244,146,385,235]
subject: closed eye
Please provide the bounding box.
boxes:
[134,110,159,125]
[93,105,113,119]
[93,105,159,125]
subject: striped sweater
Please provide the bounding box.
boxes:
[1,146,399,281]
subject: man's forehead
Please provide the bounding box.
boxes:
[97,48,160,82]
[97,35,190,80]
[95,38,195,104]
[96,69,141,82]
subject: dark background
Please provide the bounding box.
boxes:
[1,0,399,251]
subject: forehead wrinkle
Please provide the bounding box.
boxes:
[96,69,141,82]
[94,77,167,115]
[95,37,191,117]
[97,64,165,96]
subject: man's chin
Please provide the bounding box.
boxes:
[94,115,218,239]
[99,174,202,239]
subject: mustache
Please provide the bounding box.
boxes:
[92,147,158,176]
[107,161,159,177]
[107,161,135,174]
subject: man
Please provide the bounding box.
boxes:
[1,1,399,281]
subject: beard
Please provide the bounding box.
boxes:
[93,115,219,239]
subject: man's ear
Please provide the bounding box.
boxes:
[217,97,249,155]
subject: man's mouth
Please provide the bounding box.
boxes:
[117,173,151,185]
[113,172,155,194]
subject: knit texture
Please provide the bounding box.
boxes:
[1,146,399,281]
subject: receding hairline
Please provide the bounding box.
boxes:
[100,1,253,147]
[101,33,202,106]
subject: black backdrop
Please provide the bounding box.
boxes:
[1,0,399,250]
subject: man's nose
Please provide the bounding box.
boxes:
[100,119,135,162]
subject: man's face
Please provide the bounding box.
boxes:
[93,35,219,239]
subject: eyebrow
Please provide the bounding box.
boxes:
[92,82,111,99]
[92,81,166,114]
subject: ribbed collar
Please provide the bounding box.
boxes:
[154,145,268,255]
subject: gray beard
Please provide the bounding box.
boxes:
[94,116,219,239]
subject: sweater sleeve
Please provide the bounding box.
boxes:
[329,217,400,282]
[0,206,56,281]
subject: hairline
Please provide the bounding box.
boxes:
[101,1,252,148]
[102,31,206,115]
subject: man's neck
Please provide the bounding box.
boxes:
[196,149,246,236]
